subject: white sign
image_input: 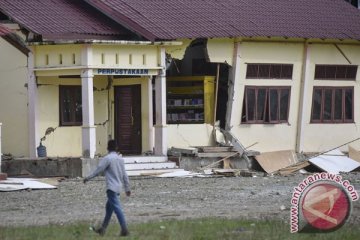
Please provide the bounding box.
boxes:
[96,68,150,75]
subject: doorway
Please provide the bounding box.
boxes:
[114,85,142,155]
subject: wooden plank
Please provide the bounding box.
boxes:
[223,158,232,169]
[255,150,298,173]
[349,145,360,163]
[278,161,310,176]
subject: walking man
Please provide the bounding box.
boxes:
[83,139,131,237]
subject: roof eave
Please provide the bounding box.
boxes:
[2,33,30,56]
[29,39,182,46]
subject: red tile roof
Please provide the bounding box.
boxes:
[0,24,12,36]
[85,0,360,41]
[0,0,133,40]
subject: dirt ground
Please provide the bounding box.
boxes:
[0,172,359,227]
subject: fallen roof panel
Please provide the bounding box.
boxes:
[0,178,57,192]
[309,149,360,174]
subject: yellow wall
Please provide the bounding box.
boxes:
[229,42,360,153]
[229,41,304,152]
[93,45,158,68]
[207,38,234,64]
[37,77,82,157]
[300,44,360,152]
[34,44,160,69]
[0,38,29,157]
[37,76,109,156]
[34,45,82,68]
[167,124,215,147]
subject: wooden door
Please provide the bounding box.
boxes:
[115,85,142,155]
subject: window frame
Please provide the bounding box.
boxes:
[310,86,354,124]
[314,65,358,80]
[242,86,291,124]
[59,85,82,126]
[245,63,293,79]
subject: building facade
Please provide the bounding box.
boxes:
[0,0,360,158]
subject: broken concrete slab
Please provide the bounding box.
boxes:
[169,147,198,156]
[308,149,360,174]
[255,150,298,173]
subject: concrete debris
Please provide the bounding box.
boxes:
[156,170,206,178]
[168,147,198,156]
[213,169,256,177]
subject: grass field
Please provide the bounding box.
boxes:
[0,218,359,240]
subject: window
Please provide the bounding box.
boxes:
[314,65,357,80]
[59,86,82,126]
[246,64,293,79]
[311,87,354,123]
[242,86,291,123]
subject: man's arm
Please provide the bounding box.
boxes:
[83,157,110,183]
[120,159,131,195]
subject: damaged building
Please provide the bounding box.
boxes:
[1,0,360,176]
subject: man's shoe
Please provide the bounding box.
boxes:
[92,226,105,236]
[120,229,129,237]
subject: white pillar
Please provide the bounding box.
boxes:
[147,77,155,152]
[225,42,242,131]
[296,42,311,153]
[154,47,167,155]
[27,50,39,157]
[0,123,2,168]
[81,45,96,158]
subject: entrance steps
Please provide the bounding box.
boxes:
[123,156,182,176]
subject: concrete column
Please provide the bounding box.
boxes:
[154,47,167,155]
[81,45,96,158]
[27,50,39,157]
[296,42,311,153]
[147,76,155,152]
[225,42,242,131]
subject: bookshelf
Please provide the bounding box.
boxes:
[166,76,215,124]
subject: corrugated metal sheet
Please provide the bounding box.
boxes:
[0,0,131,40]
[86,0,360,40]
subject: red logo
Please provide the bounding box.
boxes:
[300,182,351,232]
